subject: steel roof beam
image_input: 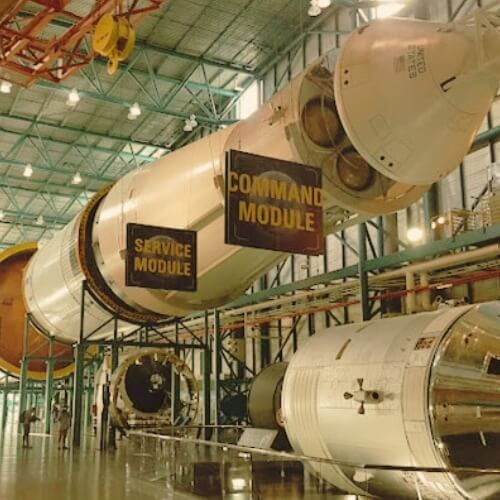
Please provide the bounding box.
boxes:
[36,80,236,125]
[89,50,240,98]
[0,125,159,164]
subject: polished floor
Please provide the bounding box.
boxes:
[0,414,355,500]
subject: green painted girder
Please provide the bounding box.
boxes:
[36,81,236,125]
[0,127,158,163]
[91,51,240,98]
[0,110,168,151]
[471,124,500,151]
[134,41,255,76]
[223,223,500,309]
[0,127,159,165]
[0,157,117,183]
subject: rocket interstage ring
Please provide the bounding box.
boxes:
[110,349,199,424]
[0,243,74,379]
[77,185,163,325]
[248,362,288,430]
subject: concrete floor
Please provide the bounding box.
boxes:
[0,416,355,500]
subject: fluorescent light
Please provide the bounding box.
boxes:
[376,2,405,19]
[0,81,12,94]
[231,478,247,491]
[128,102,142,120]
[23,163,33,178]
[308,1,322,17]
[407,227,424,243]
[66,88,80,106]
[317,0,331,7]
[35,215,44,226]
[72,172,82,185]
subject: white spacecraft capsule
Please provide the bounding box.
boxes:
[0,15,498,376]
[282,302,500,499]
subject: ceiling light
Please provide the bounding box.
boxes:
[406,227,424,243]
[66,88,80,107]
[189,114,198,128]
[23,163,33,178]
[183,119,193,132]
[71,172,82,185]
[308,0,322,17]
[0,80,12,94]
[128,102,142,120]
[437,215,446,225]
[317,0,331,7]
[35,215,44,226]
[0,210,4,220]
[376,2,405,19]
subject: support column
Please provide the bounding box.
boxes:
[44,338,54,434]
[424,184,440,241]
[2,375,9,427]
[18,316,29,432]
[108,317,119,448]
[203,311,211,439]
[171,322,181,424]
[72,343,85,446]
[213,310,222,428]
[358,224,370,321]
[72,283,86,447]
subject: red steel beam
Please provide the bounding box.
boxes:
[0,0,166,86]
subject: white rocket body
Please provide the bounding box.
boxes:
[282,302,500,499]
[22,18,500,342]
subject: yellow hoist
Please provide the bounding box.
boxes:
[92,13,136,75]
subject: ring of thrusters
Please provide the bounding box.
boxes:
[76,185,163,324]
[110,349,199,423]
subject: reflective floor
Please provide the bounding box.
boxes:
[0,417,355,500]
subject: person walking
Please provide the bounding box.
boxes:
[20,407,39,448]
[58,407,71,450]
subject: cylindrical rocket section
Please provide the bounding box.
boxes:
[16,17,500,347]
[281,302,500,499]
[22,50,428,342]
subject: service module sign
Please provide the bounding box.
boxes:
[225,150,324,255]
[126,223,197,291]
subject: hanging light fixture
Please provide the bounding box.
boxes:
[0,209,4,220]
[66,88,80,107]
[317,0,331,8]
[406,227,424,243]
[35,215,44,226]
[183,119,193,132]
[72,172,82,185]
[0,81,12,94]
[308,0,322,17]
[23,163,33,178]
[128,102,142,120]
[189,114,198,128]
[376,1,405,19]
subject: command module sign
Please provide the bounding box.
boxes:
[126,223,196,291]
[225,150,324,255]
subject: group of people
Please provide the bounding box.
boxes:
[20,404,71,450]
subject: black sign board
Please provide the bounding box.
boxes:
[126,223,197,291]
[225,150,324,255]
